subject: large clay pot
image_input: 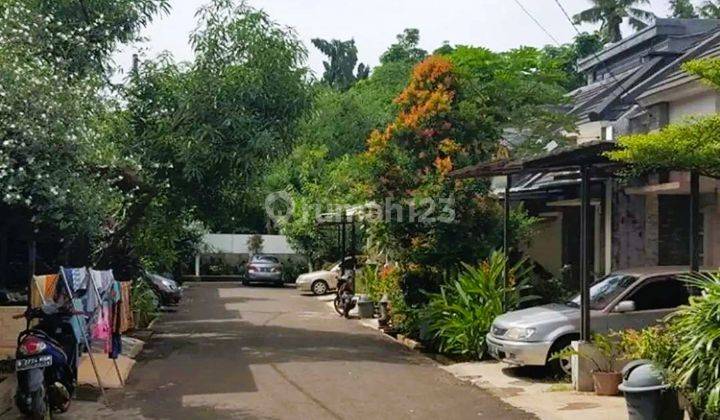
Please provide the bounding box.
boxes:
[594,371,623,396]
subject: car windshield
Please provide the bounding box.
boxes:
[252,256,279,264]
[568,273,638,310]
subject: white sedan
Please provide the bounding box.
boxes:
[295,263,342,295]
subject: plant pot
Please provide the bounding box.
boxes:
[593,371,622,396]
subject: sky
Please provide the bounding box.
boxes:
[113,0,677,79]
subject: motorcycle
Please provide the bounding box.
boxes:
[333,269,356,318]
[14,304,81,419]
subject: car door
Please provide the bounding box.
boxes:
[603,275,690,332]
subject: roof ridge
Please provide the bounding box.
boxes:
[626,28,720,100]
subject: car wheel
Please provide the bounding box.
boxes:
[242,279,250,286]
[547,336,575,377]
[311,280,329,295]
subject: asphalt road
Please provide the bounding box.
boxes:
[11,283,536,419]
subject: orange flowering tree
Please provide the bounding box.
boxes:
[364,55,506,280]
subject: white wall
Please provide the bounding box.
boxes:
[669,91,720,123]
[575,121,605,144]
[201,234,298,255]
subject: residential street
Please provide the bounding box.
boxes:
[72,282,533,419]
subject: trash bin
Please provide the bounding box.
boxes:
[357,295,375,319]
[619,361,683,420]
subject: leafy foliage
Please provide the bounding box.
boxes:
[131,278,159,328]
[608,114,720,177]
[615,327,676,369]
[551,331,628,373]
[573,0,655,43]
[666,272,720,418]
[608,58,720,176]
[669,0,699,18]
[247,234,264,255]
[125,0,312,233]
[0,0,166,269]
[312,38,369,91]
[265,61,413,265]
[542,33,604,91]
[380,28,428,65]
[700,1,720,18]
[420,252,534,357]
[1,0,170,77]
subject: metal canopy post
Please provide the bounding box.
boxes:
[690,171,700,272]
[26,241,36,330]
[350,215,356,269]
[580,165,591,341]
[340,211,347,276]
[503,174,511,287]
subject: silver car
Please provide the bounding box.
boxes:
[244,255,284,286]
[486,266,695,374]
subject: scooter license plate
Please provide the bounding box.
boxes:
[15,355,52,371]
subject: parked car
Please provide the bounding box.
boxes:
[295,257,358,295]
[486,266,696,375]
[244,255,284,287]
[145,273,183,306]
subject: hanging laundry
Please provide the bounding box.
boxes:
[92,306,111,342]
[88,269,114,316]
[119,281,134,333]
[59,267,94,346]
[43,274,59,302]
[61,267,89,293]
[30,276,47,308]
[109,333,122,359]
[30,274,61,308]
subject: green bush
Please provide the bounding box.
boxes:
[420,251,535,358]
[666,272,720,418]
[616,326,676,370]
[283,259,309,283]
[132,279,159,329]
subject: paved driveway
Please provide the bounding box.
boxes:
[20,283,536,419]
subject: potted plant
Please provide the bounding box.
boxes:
[552,332,625,396]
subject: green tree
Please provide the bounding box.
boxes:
[126,0,312,234]
[380,28,428,64]
[670,0,699,17]
[700,1,720,17]
[573,0,655,43]
[0,0,170,276]
[1,0,170,78]
[312,38,369,90]
[247,234,264,255]
[542,33,604,91]
[264,60,413,265]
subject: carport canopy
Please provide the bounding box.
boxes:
[450,140,702,342]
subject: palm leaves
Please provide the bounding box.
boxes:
[421,251,536,357]
[573,0,655,43]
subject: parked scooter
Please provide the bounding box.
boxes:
[14,304,81,419]
[334,268,356,318]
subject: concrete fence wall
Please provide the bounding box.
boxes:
[0,306,25,359]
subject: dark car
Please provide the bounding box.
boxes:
[145,273,183,306]
[244,255,283,287]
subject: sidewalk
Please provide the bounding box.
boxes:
[441,361,627,420]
